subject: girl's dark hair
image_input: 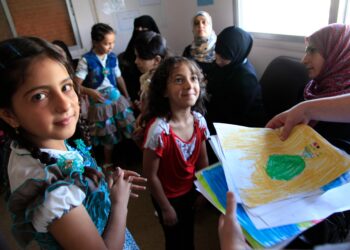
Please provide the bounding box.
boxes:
[134,31,168,60]
[142,56,207,125]
[91,23,114,42]
[52,39,74,65]
[0,37,91,192]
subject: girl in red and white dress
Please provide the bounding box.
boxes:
[142,56,209,250]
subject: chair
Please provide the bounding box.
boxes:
[259,56,310,121]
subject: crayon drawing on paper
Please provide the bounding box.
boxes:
[215,124,350,207]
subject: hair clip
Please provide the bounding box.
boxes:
[7,44,21,56]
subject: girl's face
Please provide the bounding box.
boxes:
[93,32,115,55]
[165,62,200,111]
[1,57,79,150]
[301,42,325,79]
[215,53,231,67]
[193,15,210,38]
[134,51,160,73]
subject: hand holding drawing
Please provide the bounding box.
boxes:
[266,94,350,140]
[265,102,311,140]
[218,192,249,250]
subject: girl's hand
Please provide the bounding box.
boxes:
[123,169,147,198]
[162,206,178,226]
[108,168,147,198]
[109,168,131,208]
[89,88,106,103]
[193,193,208,211]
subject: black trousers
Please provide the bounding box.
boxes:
[152,188,197,250]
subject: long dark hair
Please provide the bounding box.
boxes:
[134,31,168,60]
[0,37,91,192]
[142,56,207,125]
[91,22,114,44]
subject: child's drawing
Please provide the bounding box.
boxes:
[215,123,350,207]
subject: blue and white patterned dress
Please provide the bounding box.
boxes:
[7,139,139,250]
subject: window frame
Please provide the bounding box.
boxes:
[233,0,344,42]
[0,0,82,49]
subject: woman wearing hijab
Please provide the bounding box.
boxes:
[183,11,216,76]
[302,23,350,152]
[119,15,161,102]
[205,26,265,133]
[271,24,350,249]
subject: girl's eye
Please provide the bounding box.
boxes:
[192,75,199,82]
[175,77,183,84]
[31,93,46,102]
[62,83,73,92]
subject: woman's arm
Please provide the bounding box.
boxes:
[143,149,177,225]
[266,93,350,140]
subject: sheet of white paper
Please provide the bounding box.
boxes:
[208,135,226,161]
[213,123,350,208]
[247,181,350,229]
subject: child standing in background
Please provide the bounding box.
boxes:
[74,23,135,172]
[142,56,209,250]
[0,37,146,249]
[132,31,168,145]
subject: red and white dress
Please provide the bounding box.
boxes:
[143,111,210,198]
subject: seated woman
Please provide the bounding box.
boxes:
[205,26,265,133]
[302,23,350,152]
[183,11,216,77]
[118,15,161,103]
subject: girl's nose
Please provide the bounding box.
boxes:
[55,93,71,113]
[183,78,194,89]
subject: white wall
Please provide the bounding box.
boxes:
[70,0,233,56]
[70,0,306,79]
[249,38,306,79]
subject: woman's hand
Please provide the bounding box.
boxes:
[265,103,311,140]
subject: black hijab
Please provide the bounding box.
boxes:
[215,26,253,67]
[123,15,160,63]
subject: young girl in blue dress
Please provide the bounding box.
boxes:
[74,23,135,171]
[0,37,146,250]
[142,56,210,250]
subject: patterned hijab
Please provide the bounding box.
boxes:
[190,11,216,63]
[304,24,350,100]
